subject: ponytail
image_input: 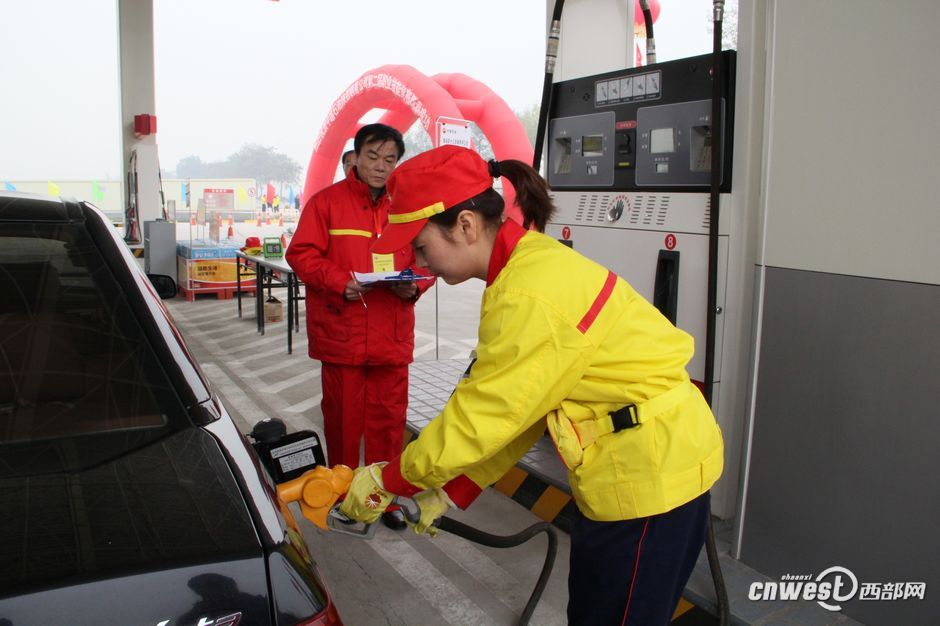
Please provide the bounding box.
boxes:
[490,159,557,232]
[428,157,557,233]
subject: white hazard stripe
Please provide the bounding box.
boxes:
[283,394,323,414]
[199,362,316,435]
[168,303,320,420]
[369,532,492,626]
[262,368,321,394]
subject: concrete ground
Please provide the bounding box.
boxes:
[164,284,571,626]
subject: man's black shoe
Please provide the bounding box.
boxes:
[381,509,407,530]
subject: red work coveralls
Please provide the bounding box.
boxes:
[285,168,431,467]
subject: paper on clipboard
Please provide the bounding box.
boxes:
[353,269,434,286]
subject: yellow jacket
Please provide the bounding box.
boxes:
[383,220,723,520]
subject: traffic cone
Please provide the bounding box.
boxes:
[280,233,287,248]
[190,211,196,226]
[278,213,283,227]
[257,212,263,227]
[227,223,234,239]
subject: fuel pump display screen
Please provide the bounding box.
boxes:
[582,135,604,156]
[650,128,676,154]
[547,110,615,186]
[547,51,735,190]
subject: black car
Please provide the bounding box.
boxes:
[0,192,342,625]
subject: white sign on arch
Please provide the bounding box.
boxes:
[436,116,472,148]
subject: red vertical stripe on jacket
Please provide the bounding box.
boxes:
[577,270,617,333]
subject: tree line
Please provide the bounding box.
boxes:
[174,144,302,186]
[171,104,541,183]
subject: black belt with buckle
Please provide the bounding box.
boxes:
[609,404,640,431]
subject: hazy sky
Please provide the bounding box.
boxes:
[1,0,717,182]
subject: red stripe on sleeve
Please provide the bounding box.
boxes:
[577,270,617,333]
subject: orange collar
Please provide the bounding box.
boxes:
[486,219,526,286]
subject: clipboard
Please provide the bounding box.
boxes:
[353,268,434,286]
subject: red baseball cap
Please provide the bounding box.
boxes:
[373,145,493,254]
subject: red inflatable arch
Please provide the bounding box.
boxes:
[365,75,531,222]
[302,65,533,225]
[303,65,463,206]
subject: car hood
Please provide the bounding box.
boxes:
[0,427,272,625]
[0,560,271,625]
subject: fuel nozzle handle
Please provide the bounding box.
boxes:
[394,496,421,525]
[276,464,354,530]
[278,465,423,538]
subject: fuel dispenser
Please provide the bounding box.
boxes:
[544,51,739,515]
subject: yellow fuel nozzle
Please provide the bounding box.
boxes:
[277,464,354,530]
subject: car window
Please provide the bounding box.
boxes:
[0,222,190,475]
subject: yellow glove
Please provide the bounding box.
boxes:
[339,463,393,524]
[410,487,455,536]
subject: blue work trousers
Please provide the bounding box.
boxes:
[568,491,710,625]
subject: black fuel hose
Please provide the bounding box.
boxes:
[531,0,566,171]
[704,2,731,625]
[437,516,558,626]
[705,510,730,626]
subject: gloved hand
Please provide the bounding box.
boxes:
[410,487,455,536]
[339,463,393,524]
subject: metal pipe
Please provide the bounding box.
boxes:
[638,0,657,64]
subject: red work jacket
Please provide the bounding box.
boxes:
[285,169,431,366]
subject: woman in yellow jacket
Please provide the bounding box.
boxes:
[340,145,723,625]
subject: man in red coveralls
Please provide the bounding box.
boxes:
[286,124,431,530]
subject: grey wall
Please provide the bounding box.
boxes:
[757,0,940,285]
[736,2,940,622]
[739,267,940,624]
